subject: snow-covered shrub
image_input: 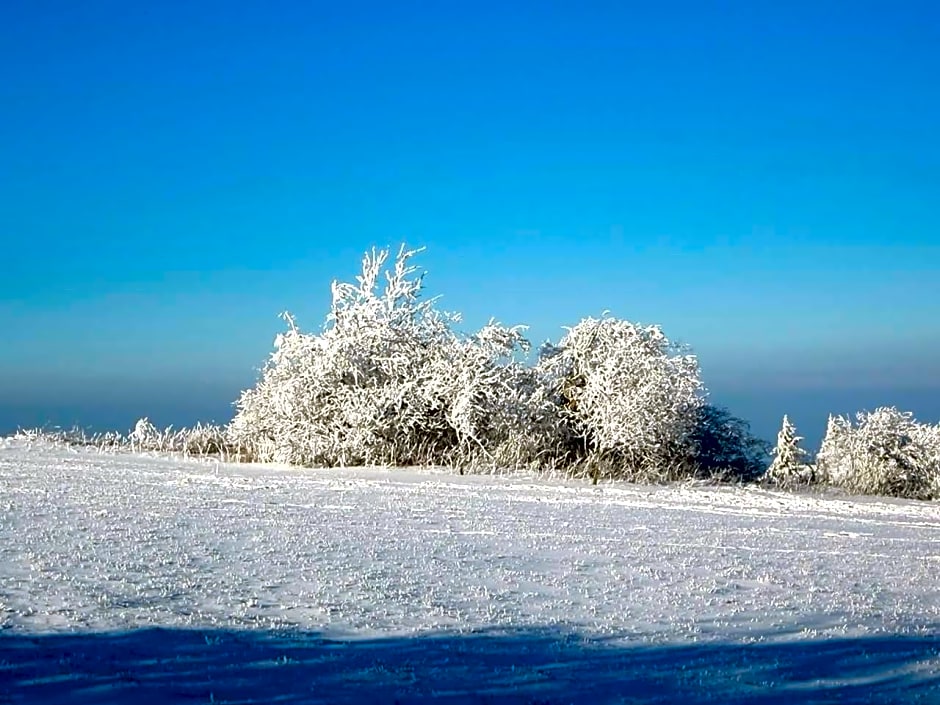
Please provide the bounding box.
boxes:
[687,405,770,482]
[129,417,160,450]
[178,422,233,458]
[764,415,813,488]
[227,246,571,470]
[815,407,940,499]
[915,422,940,499]
[536,316,705,482]
[228,247,448,466]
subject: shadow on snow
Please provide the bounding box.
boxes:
[1,627,938,704]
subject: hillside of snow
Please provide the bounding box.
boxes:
[2,438,939,703]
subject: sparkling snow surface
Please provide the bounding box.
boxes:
[2,439,939,703]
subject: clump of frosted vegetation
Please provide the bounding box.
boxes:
[227,247,570,470]
[814,407,940,500]
[537,317,704,482]
[14,419,234,459]
[226,245,763,482]
[763,415,813,488]
[125,417,233,456]
[12,426,126,449]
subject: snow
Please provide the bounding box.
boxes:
[2,438,939,703]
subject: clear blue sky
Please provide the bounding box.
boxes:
[2,0,939,446]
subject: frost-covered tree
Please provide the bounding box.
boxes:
[815,407,940,500]
[764,415,812,488]
[536,315,705,482]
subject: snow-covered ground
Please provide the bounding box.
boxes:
[2,438,939,703]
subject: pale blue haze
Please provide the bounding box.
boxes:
[2,1,938,446]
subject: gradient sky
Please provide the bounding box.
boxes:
[2,0,939,446]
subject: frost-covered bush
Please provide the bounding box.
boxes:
[177,422,234,457]
[815,407,940,499]
[228,246,571,469]
[535,316,705,482]
[228,247,450,465]
[764,415,813,488]
[129,417,160,450]
[916,422,940,499]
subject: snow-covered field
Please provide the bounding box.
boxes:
[2,438,939,703]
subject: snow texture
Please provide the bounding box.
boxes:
[2,438,940,703]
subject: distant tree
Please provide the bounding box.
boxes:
[764,415,812,488]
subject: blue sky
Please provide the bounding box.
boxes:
[2,0,939,445]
